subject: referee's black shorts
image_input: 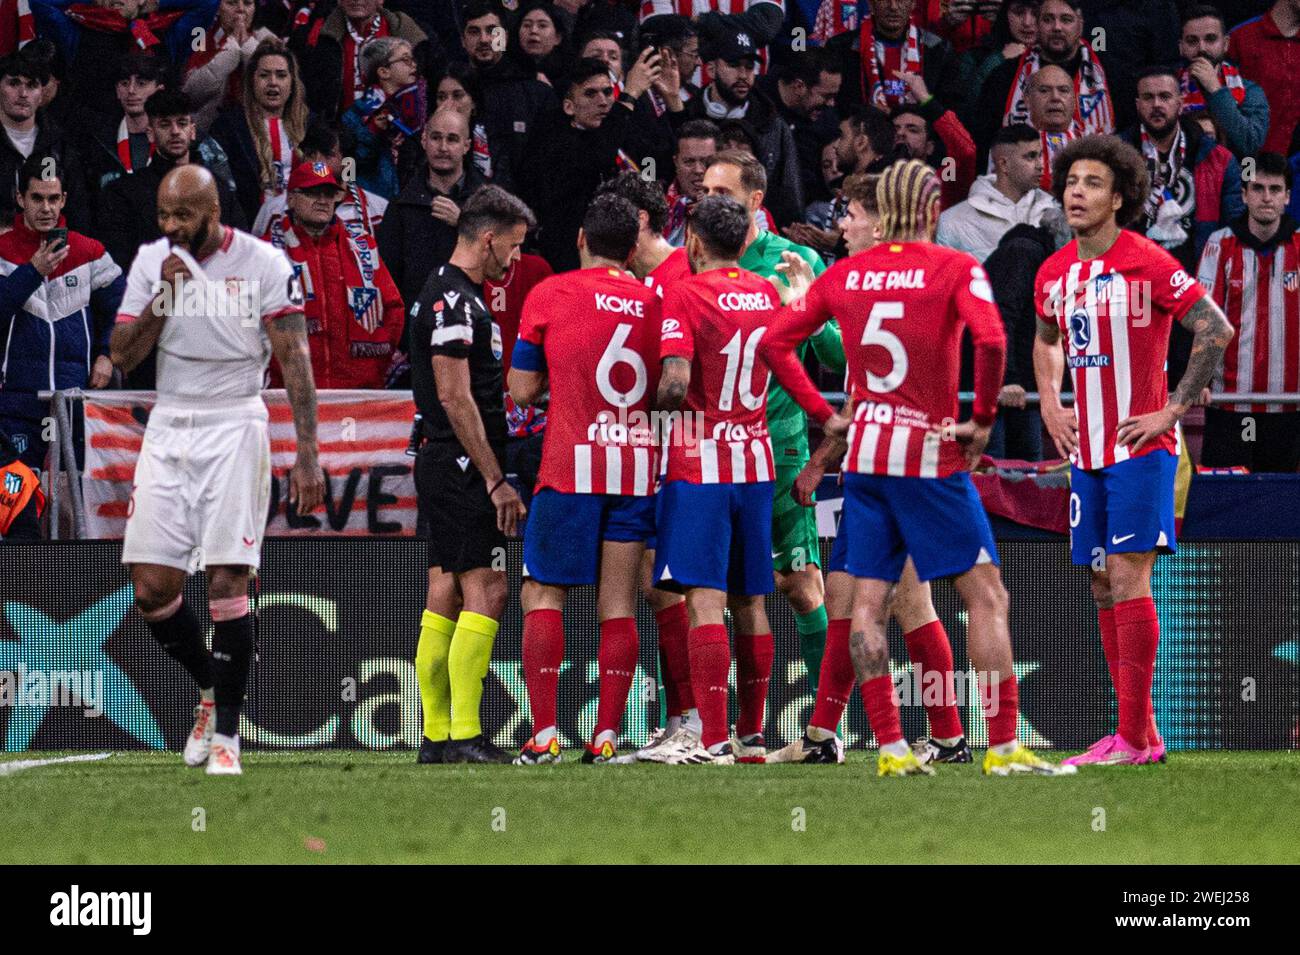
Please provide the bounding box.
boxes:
[416,440,507,572]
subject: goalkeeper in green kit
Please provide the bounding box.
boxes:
[700,150,844,761]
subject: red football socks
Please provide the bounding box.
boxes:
[810,618,854,733]
[860,674,904,747]
[735,631,773,738]
[985,674,1019,747]
[687,624,731,748]
[522,609,564,738]
[594,617,638,740]
[904,620,965,740]
[1115,597,1160,749]
[656,601,693,713]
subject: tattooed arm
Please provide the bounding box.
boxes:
[657,356,690,412]
[265,310,324,516]
[1115,297,1234,453]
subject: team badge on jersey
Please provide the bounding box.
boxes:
[1094,273,1113,301]
[4,471,21,495]
[1284,271,1299,293]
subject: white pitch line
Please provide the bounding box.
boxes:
[0,753,113,776]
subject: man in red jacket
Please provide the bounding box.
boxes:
[265,159,403,389]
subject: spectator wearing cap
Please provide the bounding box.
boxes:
[825,0,966,117]
[679,23,804,228]
[211,38,309,221]
[98,88,244,288]
[0,52,89,234]
[0,155,123,474]
[377,107,485,326]
[299,0,440,121]
[80,51,167,196]
[1178,4,1269,159]
[937,123,1059,263]
[254,119,387,243]
[30,0,218,119]
[266,159,403,390]
[459,0,556,194]
[341,35,426,201]
[1229,0,1300,156]
[181,0,276,136]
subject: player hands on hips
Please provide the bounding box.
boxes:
[762,158,1072,777]
[110,166,324,776]
[1032,137,1233,767]
[645,195,787,766]
[508,195,663,765]
[409,187,533,765]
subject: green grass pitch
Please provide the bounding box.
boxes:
[3,750,1298,864]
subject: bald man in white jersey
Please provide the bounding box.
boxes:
[111,166,324,776]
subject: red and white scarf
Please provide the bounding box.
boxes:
[342,13,386,111]
[116,117,153,173]
[1004,42,1113,135]
[64,3,184,51]
[812,0,860,44]
[271,217,383,338]
[265,115,295,202]
[1179,61,1246,112]
[1039,127,1080,190]
[471,121,492,179]
[859,16,923,111]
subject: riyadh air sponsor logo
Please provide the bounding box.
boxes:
[49,885,151,935]
[1069,355,1112,368]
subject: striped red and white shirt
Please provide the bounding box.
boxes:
[1197,221,1300,413]
[514,267,662,496]
[1036,230,1206,470]
[659,267,778,484]
[762,242,1005,479]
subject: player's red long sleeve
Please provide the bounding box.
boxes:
[761,300,836,425]
[968,291,1007,427]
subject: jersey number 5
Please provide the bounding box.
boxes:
[596,323,648,406]
[862,302,907,394]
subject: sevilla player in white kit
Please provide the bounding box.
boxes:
[110,167,323,776]
[763,159,1067,777]
[1033,136,1233,766]
[508,195,662,764]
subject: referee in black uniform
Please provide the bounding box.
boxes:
[409,186,533,764]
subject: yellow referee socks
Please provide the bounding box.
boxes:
[415,610,456,742]
[448,611,499,741]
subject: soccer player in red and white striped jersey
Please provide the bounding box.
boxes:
[597,171,699,754]
[1197,151,1300,472]
[651,195,783,764]
[764,159,1066,776]
[1033,136,1233,766]
[508,195,662,764]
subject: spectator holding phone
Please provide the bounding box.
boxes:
[0,155,124,473]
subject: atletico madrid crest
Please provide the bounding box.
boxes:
[1284,271,1299,293]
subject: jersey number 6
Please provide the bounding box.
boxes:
[597,322,648,406]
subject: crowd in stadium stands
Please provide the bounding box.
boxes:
[1,0,1299,537]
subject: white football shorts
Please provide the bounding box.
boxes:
[122,397,271,571]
